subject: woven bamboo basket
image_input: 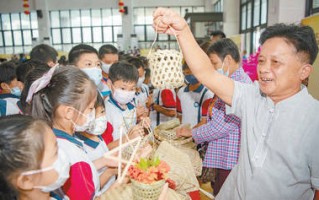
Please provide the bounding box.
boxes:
[148,49,184,89]
[131,179,165,200]
[154,119,193,145]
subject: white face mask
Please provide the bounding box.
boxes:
[113,88,136,105]
[87,115,108,135]
[101,62,112,74]
[21,148,70,193]
[73,109,96,132]
[137,76,145,88]
[81,67,102,86]
[216,61,229,77]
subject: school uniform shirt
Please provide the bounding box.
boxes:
[53,129,100,200]
[135,83,149,107]
[105,94,137,141]
[0,93,21,116]
[75,134,116,195]
[150,89,176,129]
[176,84,214,127]
[98,79,111,98]
[50,192,69,200]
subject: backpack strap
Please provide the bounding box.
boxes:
[197,88,208,123]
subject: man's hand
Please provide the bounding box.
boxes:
[153,8,188,36]
[175,125,192,138]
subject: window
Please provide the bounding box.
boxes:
[306,0,319,16]
[240,0,268,54]
[0,12,39,54]
[50,9,122,51]
[133,6,205,49]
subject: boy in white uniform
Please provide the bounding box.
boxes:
[105,61,146,141]
[0,62,22,116]
[177,63,214,127]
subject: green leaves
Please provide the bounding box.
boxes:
[136,157,161,171]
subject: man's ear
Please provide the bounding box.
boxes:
[16,174,35,191]
[300,64,313,81]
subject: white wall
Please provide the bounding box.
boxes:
[268,0,306,25]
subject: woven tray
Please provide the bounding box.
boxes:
[154,119,193,145]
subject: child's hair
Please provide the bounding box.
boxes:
[28,66,97,125]
[30,44,58,64]
[108,61,139,83]
[20,64,51,114]
[95,93,105,109]
[200,41,214,54]
[0,61,17,84]
[207,38,240,63]
[126,56,145,70]
[68,44,98,65]
[0,115,46,197]
[16,60,50,83]
[98,44,118,59]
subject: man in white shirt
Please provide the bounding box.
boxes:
[153,8,319,200]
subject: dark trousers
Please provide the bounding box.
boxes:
[211,168,231,196]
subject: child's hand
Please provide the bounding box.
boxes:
[135,144,153,160]
[175,125,192,138]
[139,117,151,130]
[136,106,149,120]
[146,94,153,108]
[128,124,144,139]
[153,8,188,35]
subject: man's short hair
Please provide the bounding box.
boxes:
[259,23,318,65]
[30,44,58,64]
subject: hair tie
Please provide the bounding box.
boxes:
[26,65,59,103]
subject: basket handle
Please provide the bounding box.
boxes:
[147,17,182,59]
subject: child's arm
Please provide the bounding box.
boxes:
[152,89,176,117]
[153,8,234,106]
[99,168,118,189]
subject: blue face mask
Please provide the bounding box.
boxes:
[185,75,199,85]
[10,87,21,97]
[216,62,229,77]
[81,67,103,86]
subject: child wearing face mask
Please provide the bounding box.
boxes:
[98,44,119,81]
[75,93,117,194]
[0,61,23,116]
[105,61,150,141]
[126,56,149,119]
[25,65,119,199]
[176,63,214,128]
[0,115,70,200]
[68,44,111,98]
